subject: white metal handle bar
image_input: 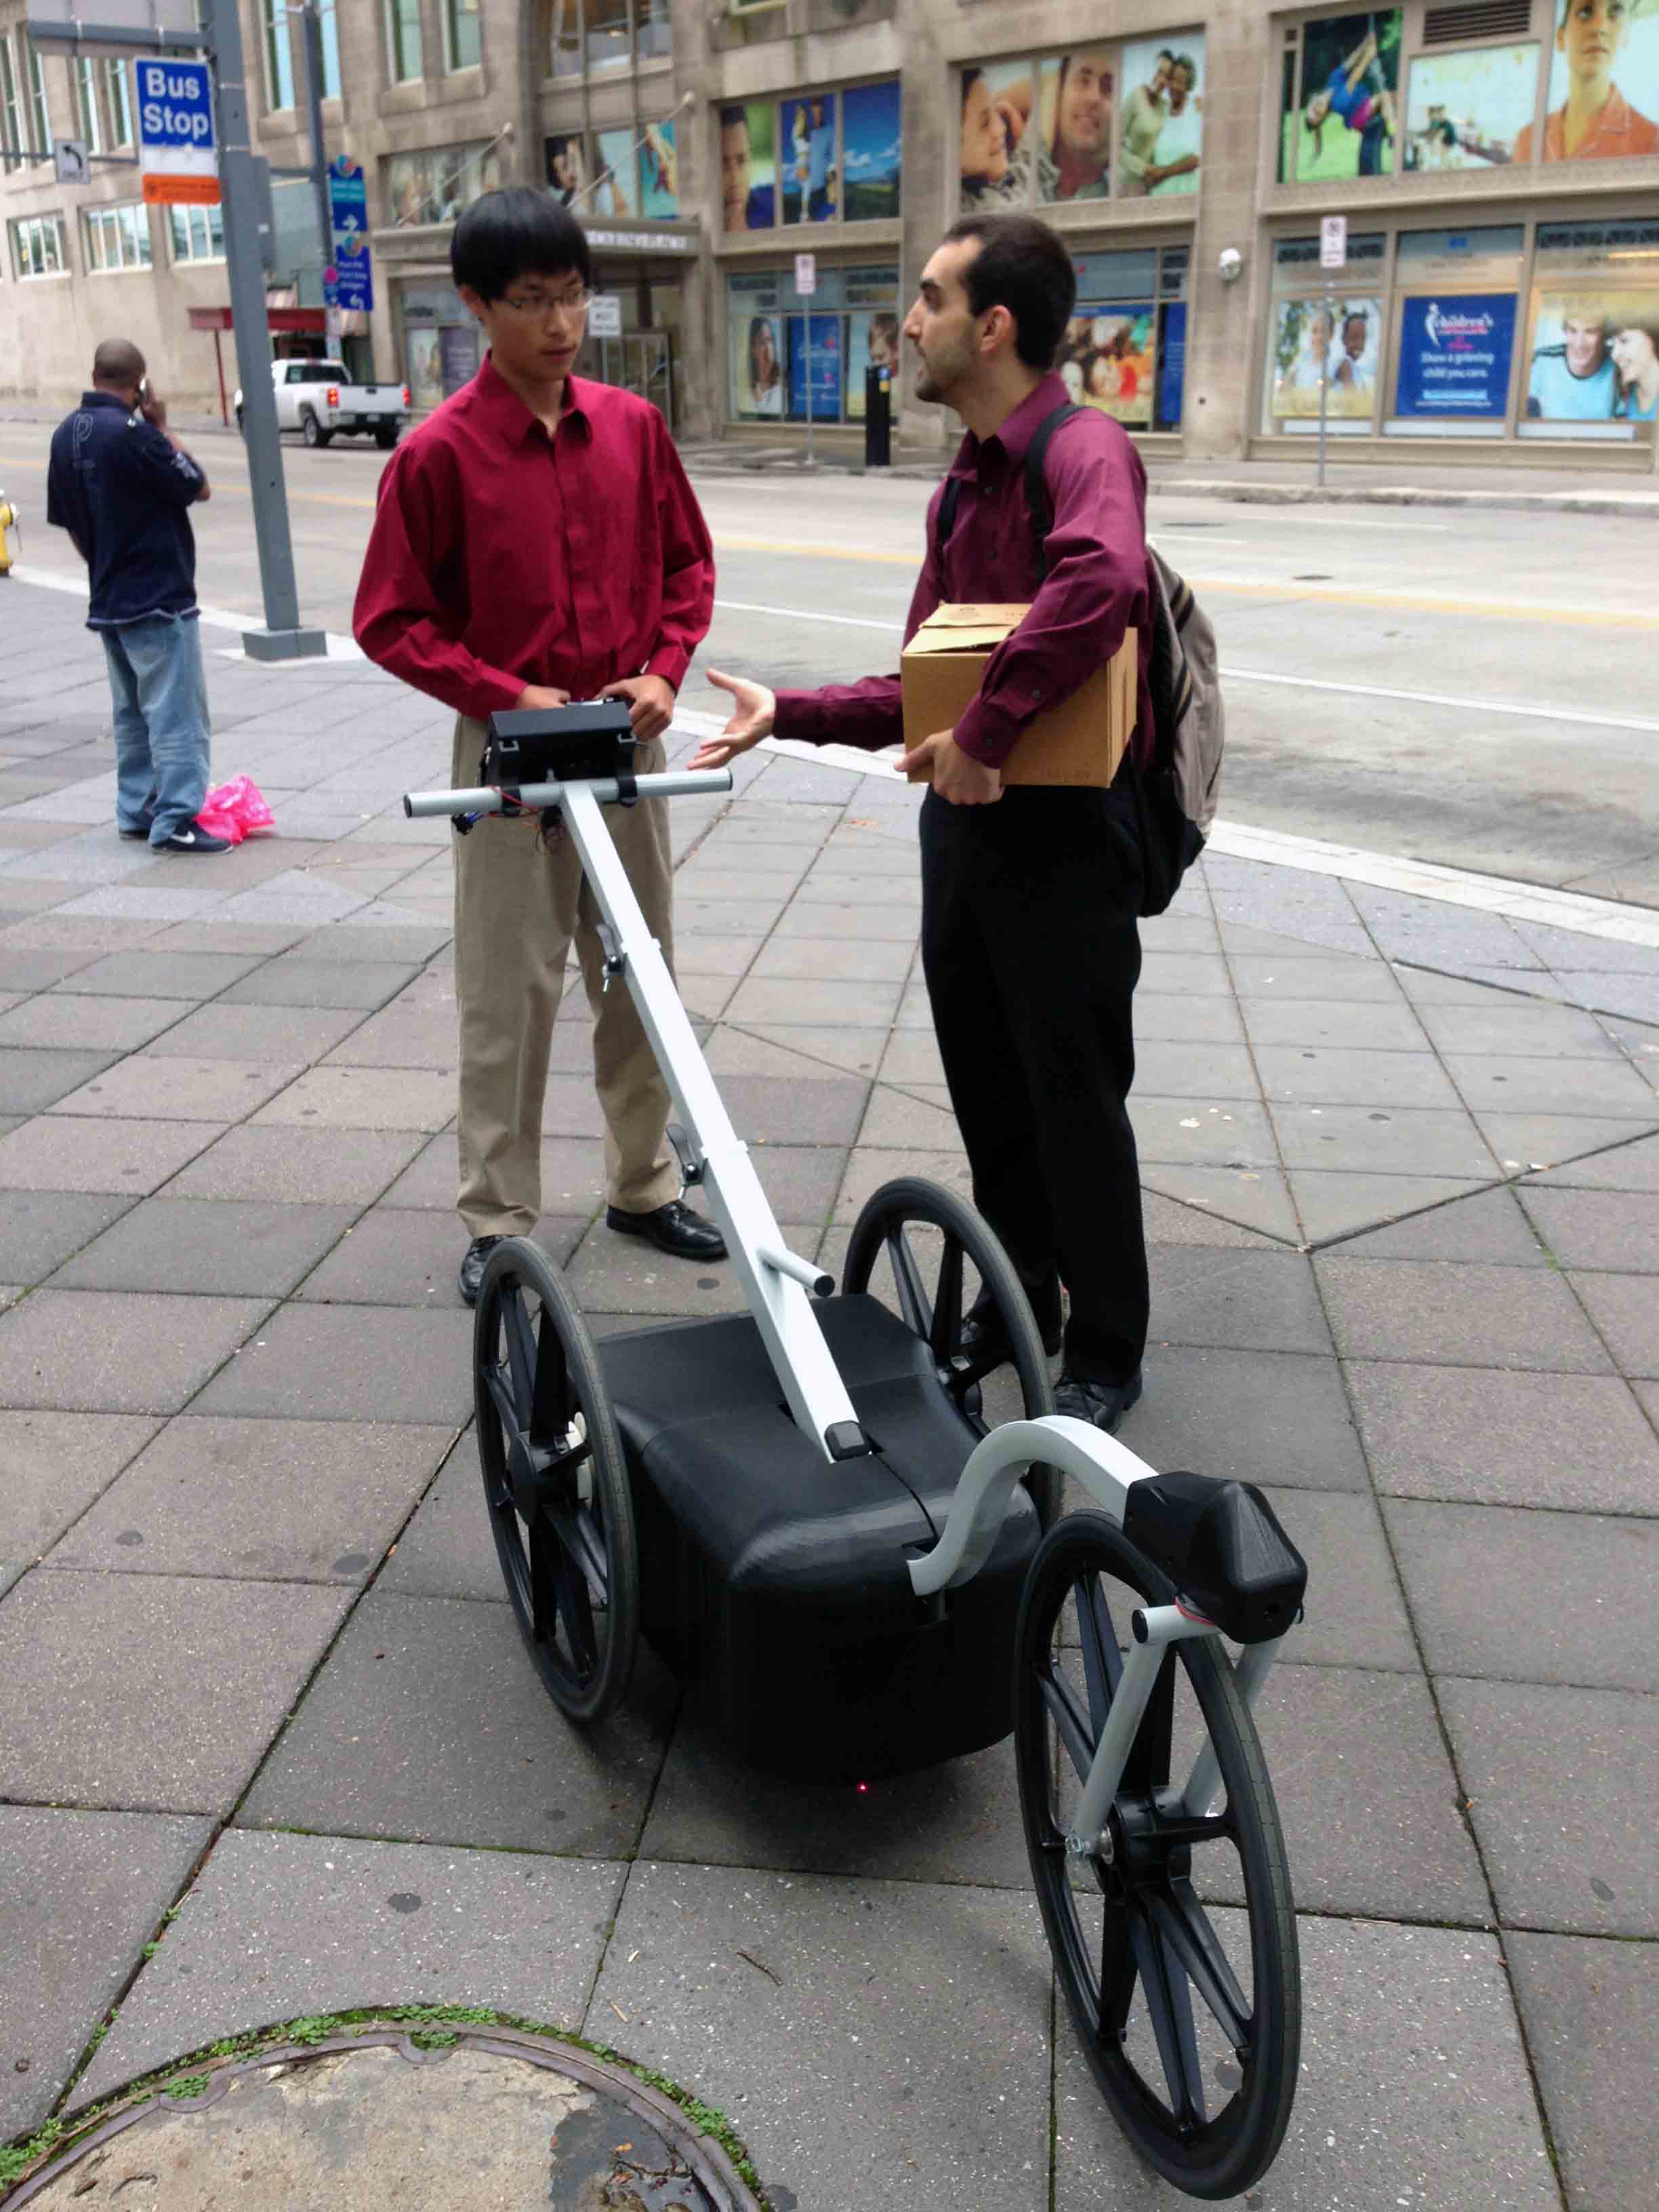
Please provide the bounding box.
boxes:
[403,769,734,819]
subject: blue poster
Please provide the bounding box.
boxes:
[327,155,373,312]
[1395,293,1516,419]
[787,313,842,422]
[1158,301,1187,430]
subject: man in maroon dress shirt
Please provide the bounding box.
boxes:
[354,189,726,1305]
[693,213,1151,1433]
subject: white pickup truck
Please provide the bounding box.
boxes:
[234,359,411,449]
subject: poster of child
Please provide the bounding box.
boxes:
[1405,41,1536,167]
[1284,11,1403,180]
[846,309,901,419]
[1057,307,1155,428]
[1269,294,1385,419]
[1521,0,1659,161]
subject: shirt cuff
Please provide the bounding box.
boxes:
[645,644,689,692]
[461,663,532,721]
[951,695,1024,771]
[772,689,829,745]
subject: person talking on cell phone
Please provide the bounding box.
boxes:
[45,339,226,855]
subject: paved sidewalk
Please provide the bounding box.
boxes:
[0,580,1655,2209]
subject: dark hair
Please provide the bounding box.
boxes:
[960,66,983,116]
[451,186,590,301]
[748,315,779,390]
[943,212,1077,369]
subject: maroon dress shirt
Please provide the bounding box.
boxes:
[773,373,1153,770]
[353,355,715,721]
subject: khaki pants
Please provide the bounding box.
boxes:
[451,716,679,1238]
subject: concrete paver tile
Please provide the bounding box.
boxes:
[168,1124,428,1208]
[1349,1362,1659,1513]
[0,995,184,1052]
[1446,1051,1659,1121]
[0,1806,213,2139]
[1385,1499,1659,1692]
[1227,954,1405,1001]
[1137,951,1233,996]
[0,1288,268,1413]
[296,1206,583,1306]
[1272,1102,1498,1178]
[565,1216,809,1317]
[833,1146,974,1227]
[0,1046,117,1115]
[0,1189,135,1282]
[0,1570,352,1816]
[1288,1170,1494,1245]
[1330,1184,1548,1265]
[375,1433,500,1603]
[1120,1347,1368,1491]
[143,1000,368,1062]
[722,976,904,1027]
[0,1410,161,1566]
[190,1303,472,1424]
[735,1022,890,1077]
[855,1086,958,1149]
[1416,1002,1622,1059]
[239,1592,676,1857]
[1314,1256,1614,1372]
[1139,1162,1303,1242]
[1132,1095,1279,1170]
[1138,1192,1280,1249]
[1565,1271,1659,1377]
[1440,1677,1658,1936]
[56,951,265,1000]
[73,1830,626,2112]
[51,1197,356,1298]
[1518,1185,1659,1272]
[1252,1043,1461,1110]
[48,1416,452,1583]
[1473,1113,1659,1173]
[251,1065,457,1132]
[1240,999,1432,1052]
[0,947,106,991]
[1056,1916,1558,2212]
[0,1114,224,1197]
[1133,992,1246,1043]
[590,1862,1050,2212]
[1257,1488,1418,1671]
[1148,1246,1334,1355]
[221,958,419,1010]
[1506,1931,1659,2212]
[53,1056,306,1124]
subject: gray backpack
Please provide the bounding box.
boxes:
[935,399,1225,915]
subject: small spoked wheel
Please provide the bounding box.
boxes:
[842,1175,1060,1526]
[474,1237,638,1725]
[1016,1512,1300,2199]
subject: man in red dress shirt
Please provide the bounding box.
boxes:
[354,189,726,1304]
[693,213,1151,1434]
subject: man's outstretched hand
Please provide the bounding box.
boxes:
[689,668,776,769]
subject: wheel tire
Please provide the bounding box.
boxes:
[300,409,331,449]
[474,1237,639,1725]
[842,1173,1060,1528]
[375,426,401,449]
[1015,1511,1300,2199]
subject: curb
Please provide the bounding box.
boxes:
[1141,478,1659,520]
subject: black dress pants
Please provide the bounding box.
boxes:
[918,780,1149,1388]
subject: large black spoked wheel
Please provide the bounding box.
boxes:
[842,1174,1060,1528]
[1016,1511,1299,2199]
[474,1237,638,1725]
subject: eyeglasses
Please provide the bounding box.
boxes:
[499,286,594,321]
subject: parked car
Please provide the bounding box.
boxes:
[234,359,411,449]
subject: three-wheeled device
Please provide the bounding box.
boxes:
[405,705,1309,2199]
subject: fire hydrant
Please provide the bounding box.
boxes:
[0,489,18,577]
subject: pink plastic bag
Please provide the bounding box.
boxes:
[196,775,274,847]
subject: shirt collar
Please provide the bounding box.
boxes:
[80,390,130,412]
[472,351,592,447]
[948,371,1072,480]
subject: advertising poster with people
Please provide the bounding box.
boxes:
[591,129,638,218]
[1056,308,1155,428]
[1283,11,1402,180]
[544,133,588,206]
[845,308,901,421]
[1269,293,1385,421]
[1394,295,1519,419]
[639,119,679,218]
[781,94,838,224]
[1404,42,1537,169]
[787,313,843,421]
[1523,0,1659,161]
[388,141,504,227]
[1033,48,1115,201]
[721,102,776,232]
[958,61,1040,210]
[1118,36,1205,197]
[1527,294,1659,424]
[840,80,902,220]
[728,275,784,419]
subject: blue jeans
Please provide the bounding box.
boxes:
[100,612,211,844]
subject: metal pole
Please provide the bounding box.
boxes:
[207,0,326,658]
[1317,272,1330,490]
[804,312,815,468]
[300,0,331,278]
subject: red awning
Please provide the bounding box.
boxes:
[188,306,327,333]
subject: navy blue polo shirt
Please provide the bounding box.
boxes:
[46,390,205,628]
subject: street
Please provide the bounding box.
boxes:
[3,417,1656,903]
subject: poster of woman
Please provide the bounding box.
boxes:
[1526,292,1659,422]
[1519,0,1659,161]
[729,311,785,419]
[545,134,589,205]
[1284,12,1403,180]
[1404,42,1536,168]
[1118,36,1206,197]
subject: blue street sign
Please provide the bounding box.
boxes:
[135,57,217,204]
[327,155,373,313]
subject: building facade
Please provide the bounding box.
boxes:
[2,0,1656,468]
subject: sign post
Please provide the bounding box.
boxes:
[795,251,816,468]
[1317,216,1347,491]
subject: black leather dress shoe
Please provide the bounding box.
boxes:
[958,1302,1063,1370]
[1053,1370,1145,1435]
[606,1200,727,1261]
[458,1234,505,1307]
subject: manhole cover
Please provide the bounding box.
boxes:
[5,2027,765,2211]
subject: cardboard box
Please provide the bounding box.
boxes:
[901,603,1136,787]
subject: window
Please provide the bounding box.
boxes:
[548,0,580,75]
[722,79,901,234]
[959,37,1206,213]
[10,213,69,279]
[106,57,133,146]
[1262,232,1388,436]
[636,0,671,65]
[75,56,104,155]
[84,201,154,272]
[321,0,341,99]
[1,36,24,176]
[585,0,629,76]
[726,265,900,424]
[1277,12,1403,183]
[169,201,225,262]
[444,0,480,71]
[264,0,295,108]
[24,32,49,152]
[386,139,504,226]
[387,0,423,82]
[1059,245,1191,430]
[1523,221,1659,444]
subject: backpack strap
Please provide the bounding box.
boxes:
[933,473,963,571]
[1022,401,1082,581]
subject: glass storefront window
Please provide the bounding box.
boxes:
[403,283,480,409]
[725,266,897,424]
[386,140,504,228]
[585,0,629,76]
[958,37,1207,211]
[1524,221,1659,439]
[722,81,901,234]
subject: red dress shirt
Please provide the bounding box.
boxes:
[353,355,715,720]
[773,373,1153,770]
